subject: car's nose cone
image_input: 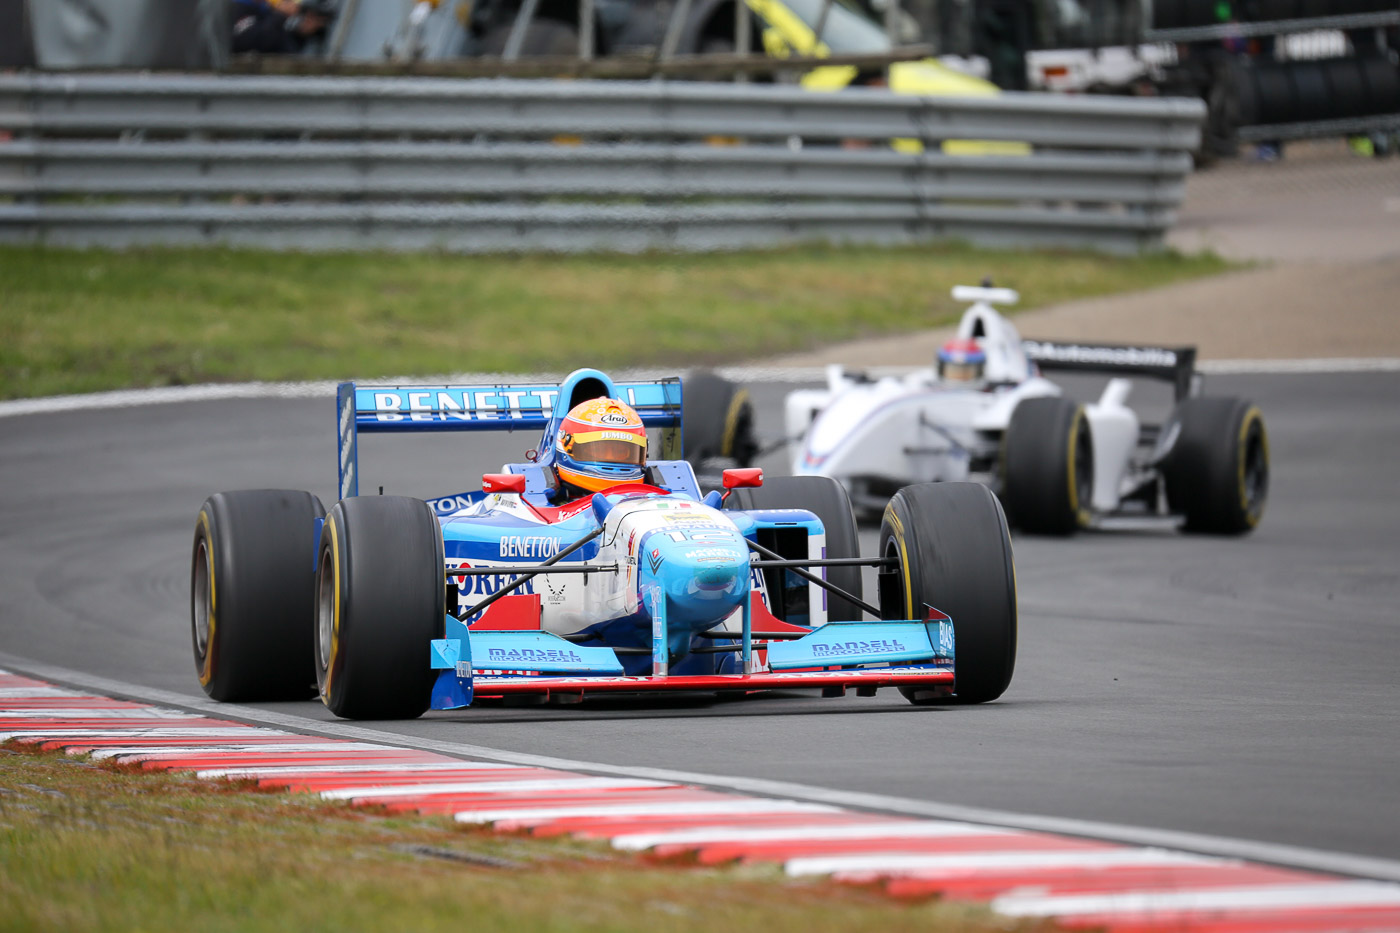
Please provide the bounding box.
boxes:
[647,535,749,603]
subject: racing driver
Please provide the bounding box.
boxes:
[552,398,649,500]
[936,337,987,387]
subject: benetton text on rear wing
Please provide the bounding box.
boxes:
[1021,339,1198,401]
[335,376,682,500]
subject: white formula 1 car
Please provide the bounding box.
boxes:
[784,286,1269,535]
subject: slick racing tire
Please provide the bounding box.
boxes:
[1002,396,1093,536]
[316,496,444,720]
[1162,397,1269,535]
[726,475,863,622]
[880,483,1017,705]
[683,370,758,469]
[191,489,324,702]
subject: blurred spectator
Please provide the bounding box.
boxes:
[974,0,1032,90]
[230,0,333,54]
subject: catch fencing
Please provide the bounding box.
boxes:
[0,73,1204,253]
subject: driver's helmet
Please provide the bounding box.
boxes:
[937,337,986,385]
[553,398,648,495]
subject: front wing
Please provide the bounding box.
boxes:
[427,604,958,709]
[471,667,954,699]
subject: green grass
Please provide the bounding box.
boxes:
[0,745,1050,933]
[0,244,1230,400]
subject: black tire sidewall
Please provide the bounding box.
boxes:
[191,489,323,702]
[1002,396,1093,535]
[880,483,1017,704]
[1163,397,1268,535]
[683,370,756,467]
[317,496,445,720]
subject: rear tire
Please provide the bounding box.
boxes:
[683,370,758,470]
[191,489,324,702]
[316,496,444,720]
[1002,396,1093,535]
[726,475,863,622]
[879,483,1017,705]
[1162,397,1268,535]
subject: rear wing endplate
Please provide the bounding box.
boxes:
[336,374,682,500]
[1021,339,1197,401]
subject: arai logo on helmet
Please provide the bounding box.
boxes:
[599,410,631,425]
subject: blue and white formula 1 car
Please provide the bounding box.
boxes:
[784,286,1269,536]
[190,368,1017,720]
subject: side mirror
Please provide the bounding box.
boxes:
[482,473,526,494]
[722,468,763,490]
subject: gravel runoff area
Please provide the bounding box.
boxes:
[753,141,1400,367]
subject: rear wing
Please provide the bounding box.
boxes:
[336,370,682,500]
[1021,339,1198,402]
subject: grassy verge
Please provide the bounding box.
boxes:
[0,244,1230,400]
[0,745,1047,933]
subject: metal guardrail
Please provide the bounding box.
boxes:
[0,73,1204,254]
[1145,9,1400,44]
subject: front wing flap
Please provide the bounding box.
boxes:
[428,613,956,710]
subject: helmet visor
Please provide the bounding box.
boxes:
[566,434,646,467]
[940,360,983,383]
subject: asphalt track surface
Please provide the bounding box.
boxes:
[1,371,1398,867]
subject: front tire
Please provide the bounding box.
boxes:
[726,475,863,622]
[1162,397,1268,535]
[683,370,758,471]
[316,496,444,720]
[191,489,324,702]
[1002,396,1093,535]
[879,483,1017,705]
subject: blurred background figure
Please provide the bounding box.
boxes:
[14,0,228,69]
[231,0,335,55]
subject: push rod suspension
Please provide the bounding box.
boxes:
[744,538,882,619]
[749,557,894,569]
[460,525,605,620]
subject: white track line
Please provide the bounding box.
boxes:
[611,821,1016,850]
[1198,357,1400,374]
[0,727,282,740]
[0,687,84,699]
[0,707,206,719]
[992,880,1400,917]
[454,799,840,824]
[786,848,1225,878]
[319,777,673,800]
[87,742,388,761]
[3,359,1397,420]
[8,653,1400,884]
[197,762,525,779]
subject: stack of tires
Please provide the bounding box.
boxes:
[1233,55,1400,126]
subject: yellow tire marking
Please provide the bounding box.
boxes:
[884,504,913,620]
[322,516,342,701]
[1238,406,1267,526]
[1066,407,1087,526]
[196,510,216,687]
